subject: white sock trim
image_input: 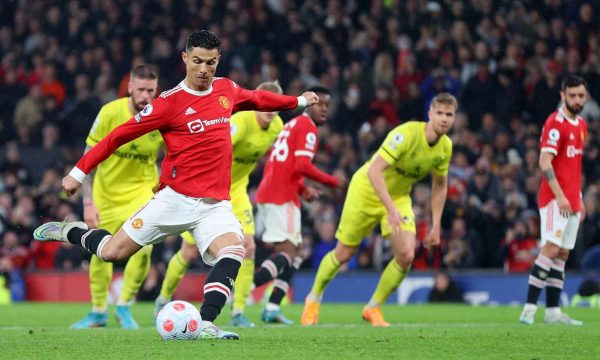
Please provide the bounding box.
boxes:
[262,260,278,279]
[96,235,112,261]
[265,302,280,311]
[546,307,561,316]
[217,245,245,263]
[273,279,289,294]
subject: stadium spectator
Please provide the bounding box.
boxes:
[12,84,43,130]
[311,215,338,269]
[461,60,495,130]
[500,219,539,273]
[443,217,477,269]
[428,271,464,303]
[1,229,29,270]
[54,242,89,270]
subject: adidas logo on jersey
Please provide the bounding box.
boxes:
[185,107,197,115]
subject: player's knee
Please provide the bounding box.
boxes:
[396,250,414,267]
[558,248,570,260]
[243,237,256,258]
[335,245,357,263]
[99,247,127,262]
[542,242,561,258]
[181,244,200,264]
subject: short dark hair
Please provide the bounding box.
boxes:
[561,75,587,91]
[306,85,331,96]
[131,64,158,80]
[186,30,221,53]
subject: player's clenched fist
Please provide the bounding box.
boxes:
[62,175,82,196]
[301,91,319,107]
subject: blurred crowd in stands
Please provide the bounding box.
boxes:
[1,0,600,297]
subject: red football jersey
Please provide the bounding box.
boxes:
[538,109,587,211]
[256,114,339,206]
[75,78,299,200]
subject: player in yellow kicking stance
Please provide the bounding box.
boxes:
[70,65,194,329]
[154,81,285,327]
[301,93,457,327]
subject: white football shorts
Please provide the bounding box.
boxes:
[123,186,242,265]
[539,199,581,250]
[256,202,302,246]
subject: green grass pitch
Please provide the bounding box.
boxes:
[1,303,598,359]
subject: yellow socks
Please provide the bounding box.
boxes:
[369,259,408,306]
[232,258,255,314]
[159,250,190,300]
[118,245,153,304]
[89,255,113,312]
[310,251,342,299]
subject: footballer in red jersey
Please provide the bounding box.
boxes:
[520,75,588,326]
[252,86,344,324]
[33,30,319,340]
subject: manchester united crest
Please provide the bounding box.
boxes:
[219,96,230,109]
[132,218,144,229]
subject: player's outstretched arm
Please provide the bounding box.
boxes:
[233,85,318,112]
[539,151,572,217]
[367,155,401,236]
[65,113,163,197]
[425,173,448,248]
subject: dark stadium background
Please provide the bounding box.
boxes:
[0,0,599,304]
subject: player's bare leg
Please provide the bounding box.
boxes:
[34,221,142,261]
[363,230,415,327]
[259,240,300,325]
[230,234,256,327]
[199,232,245,340]
[301,242,358,325]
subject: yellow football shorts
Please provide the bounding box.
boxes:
[335,190,415,247]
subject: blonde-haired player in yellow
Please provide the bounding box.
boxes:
[70,64,194,329]
[301,92,457,327]
[154,81,285,327]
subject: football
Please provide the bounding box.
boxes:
[156,301,202,341]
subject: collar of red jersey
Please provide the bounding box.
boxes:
[558,107,579,126]
[180,80,213,96]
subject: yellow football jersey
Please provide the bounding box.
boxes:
[86,97,163,214]
[230,111,283,193]
[352,121,452,203]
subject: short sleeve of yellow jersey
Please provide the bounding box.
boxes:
[432,137,452,177]
[376,126,411,165]
[230,111,250,147]
[86,105,111,147]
